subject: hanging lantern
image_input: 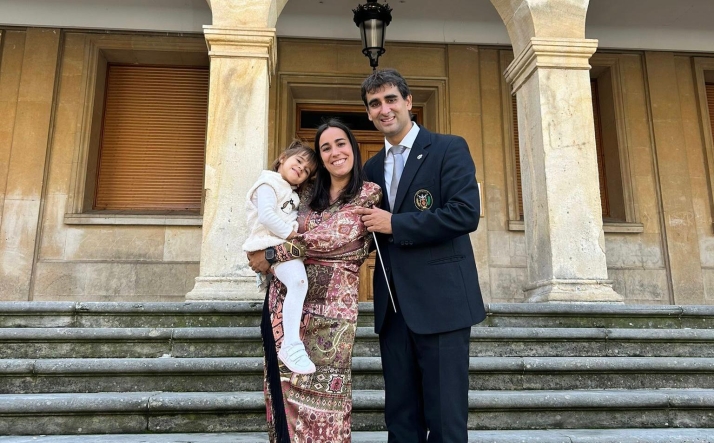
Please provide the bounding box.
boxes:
[353,0,393,70]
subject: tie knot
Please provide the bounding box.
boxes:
[391,145,406,156]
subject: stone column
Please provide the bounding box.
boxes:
[491,0,623,303]
[504,38,622,303]
[185,26,276,301]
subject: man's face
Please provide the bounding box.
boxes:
[365,84,413,144]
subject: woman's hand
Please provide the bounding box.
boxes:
[247,250,271,273]
[287,231,298,240]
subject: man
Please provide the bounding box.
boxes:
[355,69,486,443]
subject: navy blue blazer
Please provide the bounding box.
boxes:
[363,126,486,335]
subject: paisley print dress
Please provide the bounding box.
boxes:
[262,182,382,443]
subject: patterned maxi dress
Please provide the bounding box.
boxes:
[262,182,381,443]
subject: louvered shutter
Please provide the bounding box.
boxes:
[591,80,610,217]
[94,65,208,212]
[705,83,714,149]
[512,95,523,218]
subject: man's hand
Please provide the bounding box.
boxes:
[356,207,393,234]
[247,250,271,273]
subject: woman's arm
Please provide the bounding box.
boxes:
[275,184,381,262]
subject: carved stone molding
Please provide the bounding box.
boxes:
[504,37,598,94]
[203,26,277,76]
[524,278,623,304]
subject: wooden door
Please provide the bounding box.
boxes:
[295,104,422,302]
[355,137,383,302]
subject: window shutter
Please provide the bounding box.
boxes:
[591,80,610,217]
[512,95,524,219]
[512,80,609,219]
[94,65,208,212]
[704,83,714,145]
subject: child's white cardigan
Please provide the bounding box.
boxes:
[242,170,300,252]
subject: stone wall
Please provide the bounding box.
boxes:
[658,53,714,305]
[1,28,713,304]
[478,48,527,304]
[0,29,62,301]
[1,30,204,303]
[597,53,668,305]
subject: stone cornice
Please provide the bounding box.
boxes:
[504,37,598,94]
[203,26,277,75]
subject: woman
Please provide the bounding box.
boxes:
[250,119,381,442]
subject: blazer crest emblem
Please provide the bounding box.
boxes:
[414,189,433,211]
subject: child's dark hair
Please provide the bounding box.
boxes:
[271,140,317,176]
[310,119,365,212]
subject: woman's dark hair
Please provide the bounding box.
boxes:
[310,119,364,212]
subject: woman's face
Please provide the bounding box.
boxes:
[318,127,355,182]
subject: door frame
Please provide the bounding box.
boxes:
[272,73,449,163]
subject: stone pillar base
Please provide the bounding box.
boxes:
[186,276,264,302]
[525,279,625,304]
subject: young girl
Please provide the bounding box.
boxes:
[243,141,318,374]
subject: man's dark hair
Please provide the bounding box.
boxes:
[360,69,411,106]
[310,119,365,212]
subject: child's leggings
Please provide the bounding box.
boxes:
[273,258,309,346]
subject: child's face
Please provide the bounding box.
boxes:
[278,153,314,186]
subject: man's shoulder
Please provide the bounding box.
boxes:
[427,130,466,145]
[420,131,467,155]
[415,126,463,144]
[363,150,383,169]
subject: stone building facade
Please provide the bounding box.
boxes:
[1,0,713,305]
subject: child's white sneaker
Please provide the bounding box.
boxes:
[278,342,316,374]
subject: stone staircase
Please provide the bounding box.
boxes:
[0,302,713,442]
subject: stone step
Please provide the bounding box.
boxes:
[351,389,714,431]
[0,302,262,329]
[357,327,714,357]
[352,356,714,391]
[3,356,713,394]
[1,429,713,442]
[0,389,712,434]
[0,391,265,434]
[0,434,271,443]
[481,303,714,329]
[0,435,270,443]
[2,302,713,329]
[2,326,712,359]
[0,328,263,359]
[0,358,264,394]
